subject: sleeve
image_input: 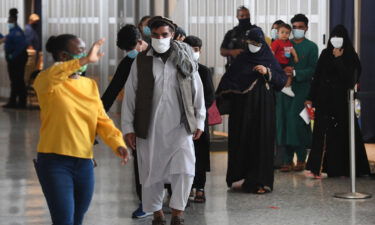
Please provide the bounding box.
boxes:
[307,52,325,103]
[200,66,215,109]
[192,71,207,131]
[271,40,279,53]
[332,57,357,89]
[121,60,138,135]
[294,43,318,83]
[101,58,132,112]
[268,65,288,92]
[94,81,126,156]
[220,30,233,49]
[33,59,82,94]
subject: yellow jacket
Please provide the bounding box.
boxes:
[34,59,125,159]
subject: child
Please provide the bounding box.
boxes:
[271,23,298,97]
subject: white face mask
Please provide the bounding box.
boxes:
[151,37,171,54]
[330,37,344,48]
[292,29,305,39]
[248,44,261,53]
[193,52,200,61]
[270,28,278,39]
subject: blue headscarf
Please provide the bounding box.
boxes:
[216,27,286,95]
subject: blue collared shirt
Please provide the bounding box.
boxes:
[5,25,28,60]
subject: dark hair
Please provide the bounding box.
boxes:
[183,35,202,48]
[149,17,176,32]
[272,20,285,26]
[46,34,78,61]
[138,15,152,29]
[237,5,249,13]
[291,14,309,26]
[174,27,187,40]
[278,23,292,31]
[9,8,18,21]
[117,24,141,51]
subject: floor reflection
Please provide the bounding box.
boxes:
[0,108,374,225]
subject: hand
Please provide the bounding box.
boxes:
[304,100,312,107]
[193,129,203,140]
[293,56,299,63]
[253,65,268,75]
[124,133,136,150]
[80,38,105,65]
[231,49,243,57]
[333,48,344,58]
[175,34,185,41]
[285,76,293,87]
[117,146,130,165]
[283,66,294,76]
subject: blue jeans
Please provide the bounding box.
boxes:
[35,153,95,225]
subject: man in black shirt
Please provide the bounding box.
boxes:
[101,24,147,111]
[100,24,149,219]
[220,6,257,70]
[183,35,215,203]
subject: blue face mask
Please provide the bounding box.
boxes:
[68,52,88,74]
[293,29,305,39]
[143,26,151,37]
[270,29,278,40]
[8,23,15,30]
[127,49,138,59]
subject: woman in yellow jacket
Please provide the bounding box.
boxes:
[33,34,129,225]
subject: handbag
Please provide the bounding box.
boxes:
[208,100,222,126]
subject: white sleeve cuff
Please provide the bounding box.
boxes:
[197,119,205,131]
[123,124,135,135]
[293,70,296,77]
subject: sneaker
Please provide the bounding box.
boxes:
[281,86,295,97]
[132,203,153,219]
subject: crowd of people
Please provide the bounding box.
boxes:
[0,5,371,225]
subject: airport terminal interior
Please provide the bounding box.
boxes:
[1,0,375,224]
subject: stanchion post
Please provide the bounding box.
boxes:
[334,89,371,199]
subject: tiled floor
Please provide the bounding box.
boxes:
[1,108,375,225]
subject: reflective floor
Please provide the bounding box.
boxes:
[1,108,375,225]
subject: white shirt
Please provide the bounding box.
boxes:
[121,48,206,187]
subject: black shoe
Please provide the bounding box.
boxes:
[2,102,18,109]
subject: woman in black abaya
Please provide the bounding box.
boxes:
[305,25,370,178]
[216,28,287,193]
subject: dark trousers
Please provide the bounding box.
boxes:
[35,153,95,225]
[6,51,28,106]
[132,149,142,202]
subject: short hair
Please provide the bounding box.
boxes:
[46,34,78,61]
[237,5,249,13]
[278,23,292,31]
[183,35,202,48]
[138,15,152,30]
[174,27,187,40]
[273,20,285,26]
[117,24,141,51]
[291,14,309,26]
[149,16,176,32]
[9,8,18,21]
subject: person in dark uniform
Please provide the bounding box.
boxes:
[3,8,28,108]
[220,6,257,71]
[183,35,215,203]
[100,24,150,219]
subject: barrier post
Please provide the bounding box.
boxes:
[334,89,372,199]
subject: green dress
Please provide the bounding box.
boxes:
[276,38,318,148]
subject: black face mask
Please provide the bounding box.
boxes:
[238,18,251,26]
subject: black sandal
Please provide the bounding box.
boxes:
[194,189,206,203]
[254,186,271,195]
